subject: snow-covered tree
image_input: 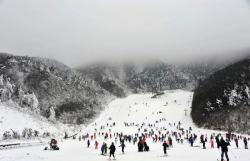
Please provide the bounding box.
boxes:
[0,74,4,87]
[48,105,56,122]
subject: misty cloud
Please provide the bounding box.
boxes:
[0,0,250,67]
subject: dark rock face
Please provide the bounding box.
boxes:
[191,58,250,134]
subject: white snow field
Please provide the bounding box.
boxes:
[0,104,77,145]
[0,90,249,161]
[0,105,61,136]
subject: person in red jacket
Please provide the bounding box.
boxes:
[95,140,99,149]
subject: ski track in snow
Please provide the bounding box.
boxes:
[0,90,250,161]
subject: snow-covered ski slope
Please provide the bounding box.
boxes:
[1,90,249,161]
[84,90,194,134]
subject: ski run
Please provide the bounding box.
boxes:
[0,90,249,161]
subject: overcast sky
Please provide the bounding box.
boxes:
[0,0,250,67]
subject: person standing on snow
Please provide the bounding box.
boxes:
[168,136,173,147]
[234,137,239,148]
[144,142,150,151]
[162,141,169,155]
[216,134,220,149]
[133,137,137,145]
[243,137,248,149]
[119,141,126,153]
[189,135,194,147]
[101,142,107,155]
[87,139,90,148]
[138,138,144,152]
[95,140,99,149]
[200,135,207,149]
[109,142,116,160]
[219,137,230,161]
[210,136,214,148]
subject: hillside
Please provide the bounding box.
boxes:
[0,53,233,128]
[0,104,71,141]
[77,63,130,98]
[78,61,221,94]
[191,57,250,134]
[1,90,249,161]
[0,53,110,125]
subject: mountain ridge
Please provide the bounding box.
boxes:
[191,56,250,134]
[1,52,246,132]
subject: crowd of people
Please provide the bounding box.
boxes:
[50,100,249,161]
[81,118,249,161]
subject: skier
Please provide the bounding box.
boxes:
[219,137,230,161]
[133,137,137,145]
[64,132,68,139]
[168,136,173,147]
[234,138,239,148]
[243,137,248,149]
[119,141,126,153]
[189,135,194,147]
[216,134,220,149]
[87,139,90,148]
[109,142,116,160]
[144,142,149,151]
[95,140,99,149]
[138,138,144,152]
[162,141,169,155]
[101,142,107,155]
[210,136,214,148]
[178,121,181,130]
[200,135,207,149]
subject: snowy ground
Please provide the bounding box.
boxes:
[0,104,79,144]
[0,105,60,136]
[0,90,249,161]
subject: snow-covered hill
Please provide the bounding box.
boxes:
[1,90,249,161]
[0,53,111,125]
[192,57,250,134]
[84,90,194,134]
[0,103,76,142]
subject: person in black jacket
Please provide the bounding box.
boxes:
[119,141,126,153]
[243,137,248,149]
[109,142,116,159]
[144,142,149,152]
[50,139,59,150]
[219,137,230,161]
[216,135,220,149]
[87,139,90,148]
[162,141,169,155]
[138,139,144,152]
[200,135,207,149]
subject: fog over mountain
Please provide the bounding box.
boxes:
[1,3,250,158]
[0,0,250,67]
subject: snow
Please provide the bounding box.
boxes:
[0,104,71,141]
[0,90,249,161]
[245,86,250,98]
[84,90,194,134]
[228,89,240,106]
